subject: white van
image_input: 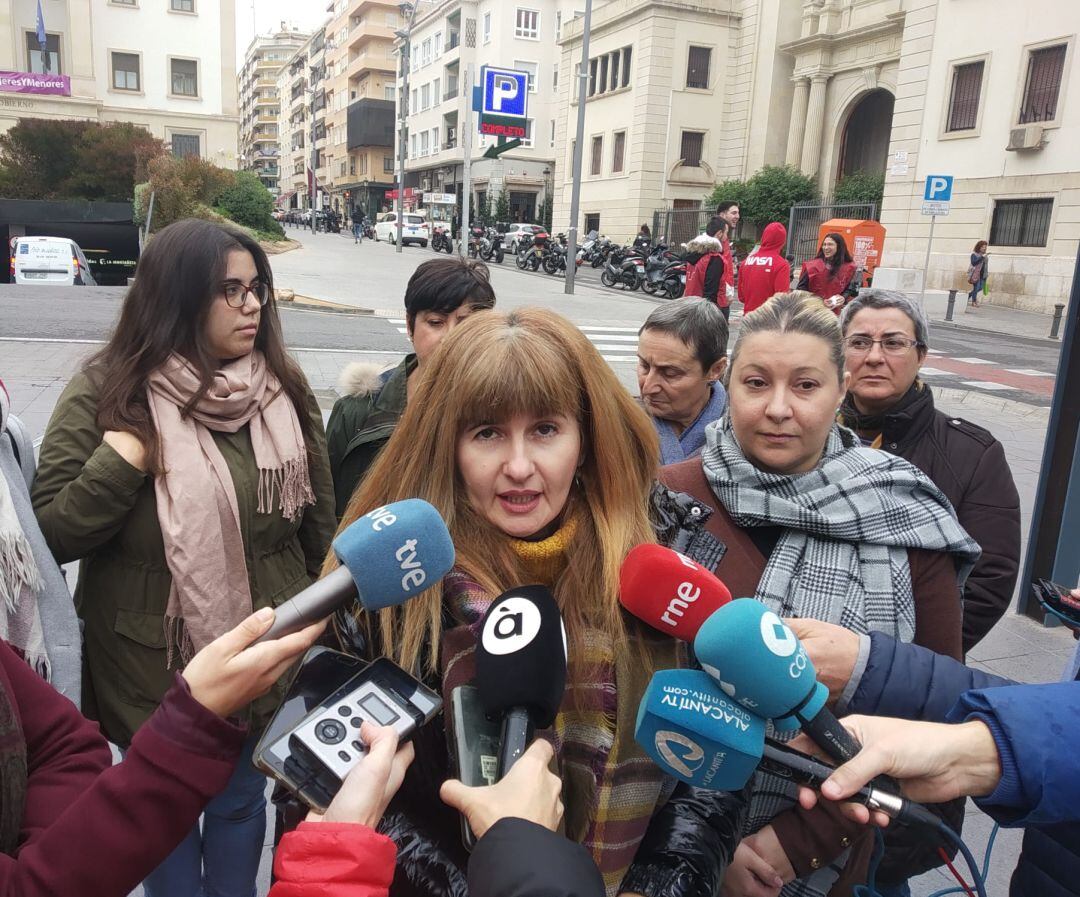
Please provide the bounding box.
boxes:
[10,236,97,286]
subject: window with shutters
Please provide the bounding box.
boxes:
[170,58,198,97]
[946,61,983,131]
[591,136,603,175]
[516,9,540,40]
[170,133,200,158]
[111,52,141,91]
[990,198,1053,247]
[680,131,704,167]
[612,131,626,173]
[686,46,711,90]
[1019,43,1067,124]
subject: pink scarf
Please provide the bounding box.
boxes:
[147,352,314,665]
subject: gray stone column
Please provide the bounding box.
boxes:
[800,74,830,176]
[785,78,811,166]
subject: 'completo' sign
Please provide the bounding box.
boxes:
[0,71,71,97]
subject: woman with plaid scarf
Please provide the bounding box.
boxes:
[329,308,745,897]
[657,292,980,897]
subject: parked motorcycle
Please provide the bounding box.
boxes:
[431,225,453,254]
[600,245,645,290]
[542,235,568,275]
[516,230,549,271]
[478,227,505,264]
[641,243,684,296]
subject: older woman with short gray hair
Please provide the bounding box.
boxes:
[637,298,729,464]
[839,288,1020,654]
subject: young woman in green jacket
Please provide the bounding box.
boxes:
[32,219,337,897]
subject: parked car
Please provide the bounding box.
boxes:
[10,236,97,286]
[375,212,429,247]
[505,223,546,255]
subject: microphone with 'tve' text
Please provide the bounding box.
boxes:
[255,499,455,644]
[475,585,568,778]
[635,668,938,828]
[619,545,864,766]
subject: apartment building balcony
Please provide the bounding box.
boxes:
[348,48,395,81]
[349,22,395,50]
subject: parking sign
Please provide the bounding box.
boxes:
[923,175,953,203]
[481,66,529,119]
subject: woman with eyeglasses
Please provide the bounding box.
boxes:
[656,292,979,897]
[838,289,1020,655]
[32,218,337,897]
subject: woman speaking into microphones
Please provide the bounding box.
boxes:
[328,308,745,897]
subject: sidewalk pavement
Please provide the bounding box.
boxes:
[919,288,1066,342]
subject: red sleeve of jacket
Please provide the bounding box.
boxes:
[271,822,397,897]
[773,258,791,294]
[722,238,735,288]
[0,647,246,897]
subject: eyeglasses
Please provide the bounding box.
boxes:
[843,335,923,355]
[221,280,270,308]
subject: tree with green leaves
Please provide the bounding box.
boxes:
[494,186,510,226]
[215,170,283,238]
[705,166,818,228]
[834,171,885,214]
[0,118,164,202]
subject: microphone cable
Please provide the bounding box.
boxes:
[853,822,998,897]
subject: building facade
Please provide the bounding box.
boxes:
[238,27,310,194]
[277,27,329,211]
[0,0,239,164]
[399,0,587,225]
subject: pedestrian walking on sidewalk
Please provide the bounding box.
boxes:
[31,218,336,897]
[967,240,989,307]
[352,216,363,244]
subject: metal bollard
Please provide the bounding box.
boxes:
[945,290,957,322]
[1050,303,1065,340]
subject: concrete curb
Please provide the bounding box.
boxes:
[932,386,1051,421]
[275,290,374,316]
[929,317,1062,347]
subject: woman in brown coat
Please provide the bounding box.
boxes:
[658,292,979,897]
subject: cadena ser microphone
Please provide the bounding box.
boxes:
[475,585,568,778]
[693,598,864,764]
[256,499,455,643]
[635,669,937,828]
[619,544,733,642]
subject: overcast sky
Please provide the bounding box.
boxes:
[235,0,331,66]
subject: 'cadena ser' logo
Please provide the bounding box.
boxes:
[481,596,542,655]
[655,731,705,778]
[759,611,798,658]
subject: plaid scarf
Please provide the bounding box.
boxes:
[701,418,980,895]
[441,569,681,897]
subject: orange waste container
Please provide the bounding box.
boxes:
[816,219,887,287]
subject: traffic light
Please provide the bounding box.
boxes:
[345,191,351,199]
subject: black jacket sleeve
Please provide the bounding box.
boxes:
[703,257,724,304]
[957,442,1022,652]
[468,818,605,897]
[619,783,747,897]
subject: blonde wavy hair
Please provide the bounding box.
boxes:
[328,307,661,676]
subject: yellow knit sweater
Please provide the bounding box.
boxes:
[508,517,577,587]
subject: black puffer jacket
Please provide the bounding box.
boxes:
[841,384,1021,652]
[331,484,747,897]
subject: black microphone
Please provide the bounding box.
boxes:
[475,585,568,778]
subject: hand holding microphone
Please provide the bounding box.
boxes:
[255,499,455,644]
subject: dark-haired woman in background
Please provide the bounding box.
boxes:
[32,218,336,897]
[797,232,857,313]
[967,240,989,308]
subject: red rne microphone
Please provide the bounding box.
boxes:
[619,544,732,641]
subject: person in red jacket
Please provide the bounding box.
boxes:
[715,201,740,305]
[797,232,857,313]
[683,234,726,315]
[737,222,791,314]
[0,607,323,897]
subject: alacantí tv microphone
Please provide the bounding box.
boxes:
[619,544,733,641]
[475,585,568,778]
[693,598,864,764]
[635,669,938,829]
[255,499,455,643]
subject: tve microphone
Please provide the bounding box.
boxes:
[635,670,937,828]
[255,499,455,643]
[475,585,567,778]
[619,544,733,642]
[693,599,864,763]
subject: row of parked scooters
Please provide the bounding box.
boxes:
[425,226,688,300]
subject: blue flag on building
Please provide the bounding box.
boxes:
[35,0,47,49]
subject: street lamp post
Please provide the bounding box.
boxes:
[309,62,319,235]
[395,3,420,254]
[564,0,593,295]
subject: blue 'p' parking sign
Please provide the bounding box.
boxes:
[481,66,529,119]
[923,175,954,202]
